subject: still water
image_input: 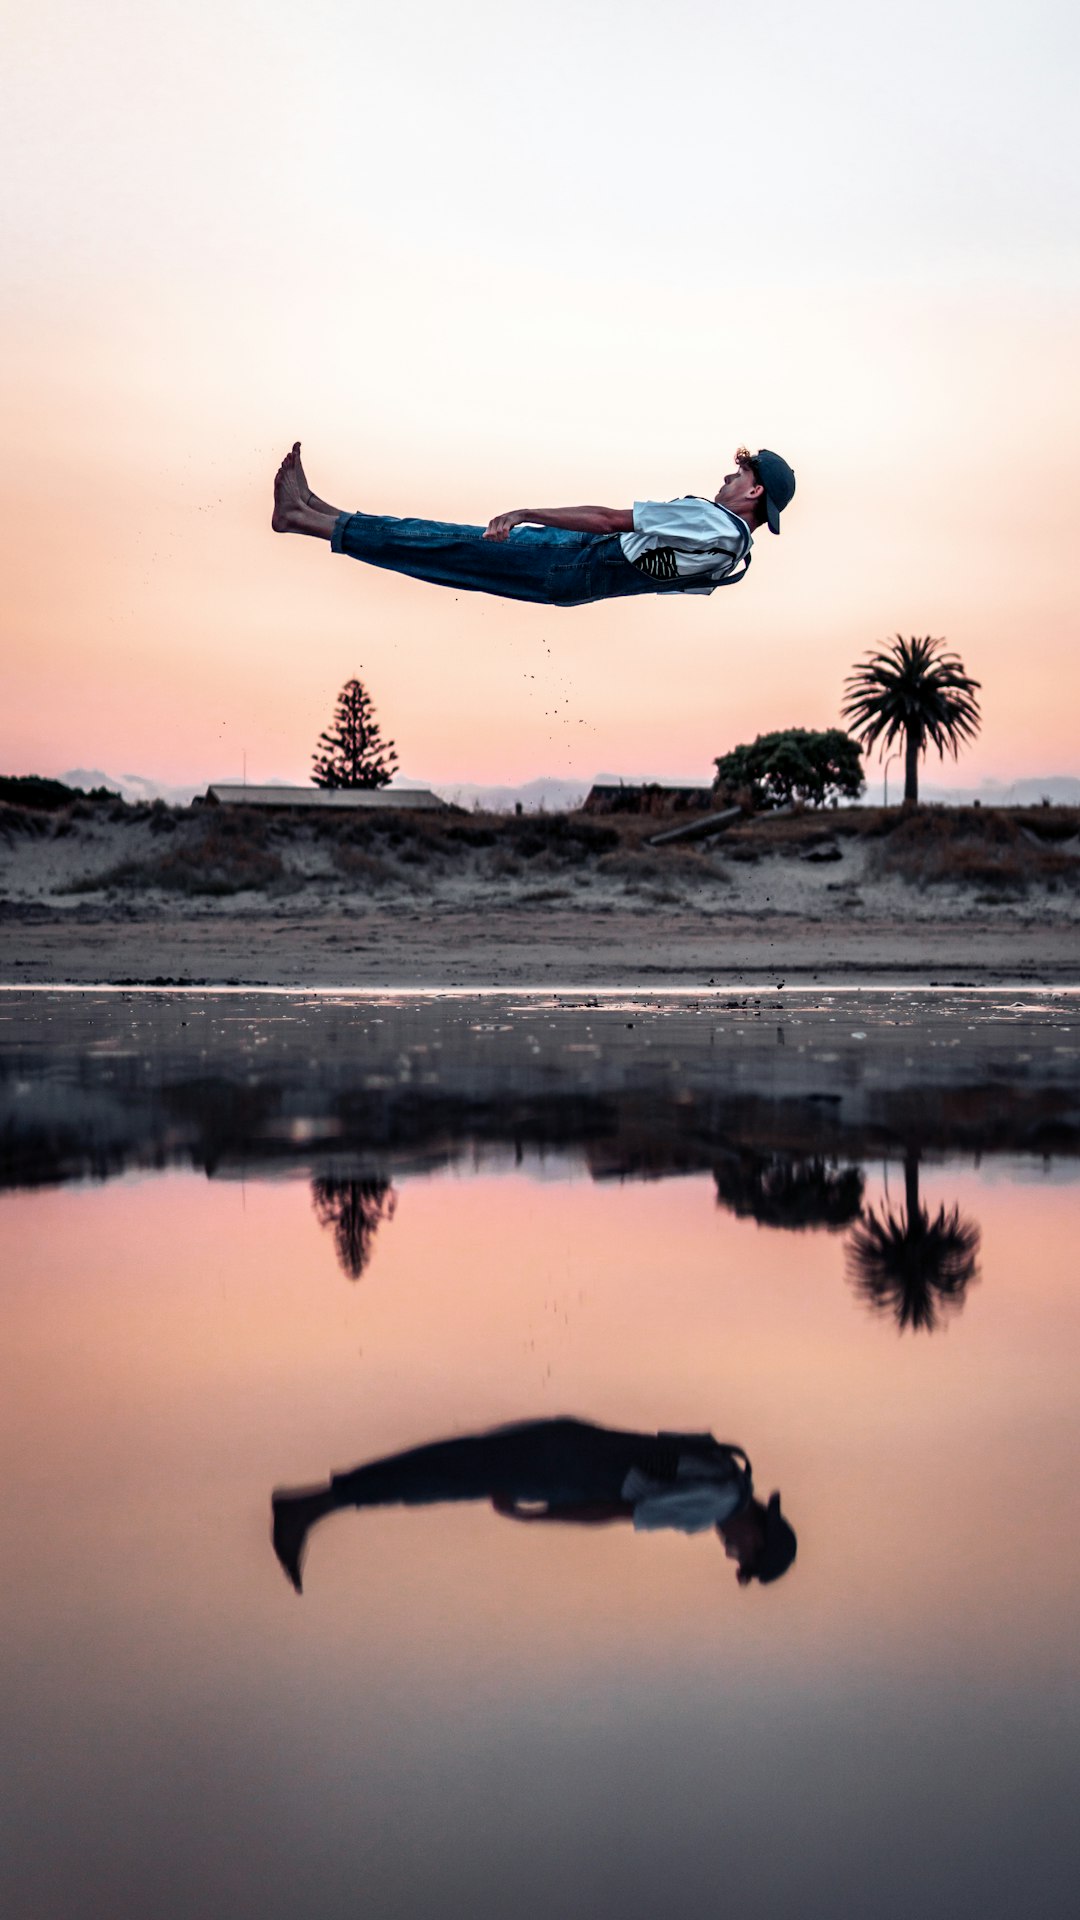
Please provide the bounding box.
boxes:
[2,990,1078,1919]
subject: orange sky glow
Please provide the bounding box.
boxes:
[4,3,1079,793]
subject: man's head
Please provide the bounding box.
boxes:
[714,447,796,534]
[718,1493,797,1586]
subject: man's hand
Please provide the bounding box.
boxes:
[483,510,530,542]
[492,1493,551,1519]
[491,1494,630,1525]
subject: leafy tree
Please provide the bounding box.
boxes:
[0,774,119,812]
[845,1153,980,1333]
[714,728,864,810]
[312,678,399,790]
[842,634,981,806]
[714,1152,865,1231]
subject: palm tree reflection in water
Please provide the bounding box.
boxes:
[311,1176,397,1280]
[846,1153,981,1333]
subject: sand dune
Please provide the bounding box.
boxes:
[1,801,1078,986]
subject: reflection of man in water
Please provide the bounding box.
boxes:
[272,1417,796,1595]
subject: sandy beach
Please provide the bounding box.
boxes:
[2,802,1078,986]
[4,903,1080,987]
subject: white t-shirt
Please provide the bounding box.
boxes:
[620,497,752,594]
[622,1453,749,1535]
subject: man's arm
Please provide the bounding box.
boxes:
[491,1494,631,1524]
[484,506,634,541]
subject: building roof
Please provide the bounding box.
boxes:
[205,785,450,810]
[582,780,714,814]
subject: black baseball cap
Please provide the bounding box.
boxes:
[756,449,796,535]
[752,1491,798,1584]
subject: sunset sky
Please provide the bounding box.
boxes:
[5,1,1078,793]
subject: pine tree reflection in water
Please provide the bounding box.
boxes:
[310,1176,397,1280]
[846,1153,981,1333]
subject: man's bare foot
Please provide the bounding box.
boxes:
[272,444,339,538]
[291,442,340,517]
[272,444,305,531]
[271,1488,325,1593]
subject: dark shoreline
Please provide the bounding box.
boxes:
[4,987,1078,1193]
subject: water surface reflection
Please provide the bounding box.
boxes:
[305,1151,983,1336]
[2,990,1078,1919]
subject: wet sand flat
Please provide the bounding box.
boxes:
[2,905,1079,987]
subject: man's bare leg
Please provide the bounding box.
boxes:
[272,442,343,539]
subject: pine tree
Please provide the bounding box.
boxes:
[311,677,399,789]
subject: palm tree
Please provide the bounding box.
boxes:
[845,1153,980,1333]
[842,635,981,805]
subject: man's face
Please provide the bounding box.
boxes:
[714,457,763,522]
[717,1507,766,1585]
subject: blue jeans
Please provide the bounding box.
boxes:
[330,511,669,606]
[327,1419,743,1510]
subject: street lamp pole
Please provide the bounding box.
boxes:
[883,751,902,807]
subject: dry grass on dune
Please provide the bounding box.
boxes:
[5,794,1079,902]
[63,803,627,898]
[0,802,55,841]
[868,807,1080,895]
[717,804,1080,895]
[70,806,288,897]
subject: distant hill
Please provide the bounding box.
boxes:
[36,765,1080,814]
[427,776,590,813]
[425,771,712,812]
[919,776,1080,808]
[62,768,206,808]
[862,775,1080,809]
